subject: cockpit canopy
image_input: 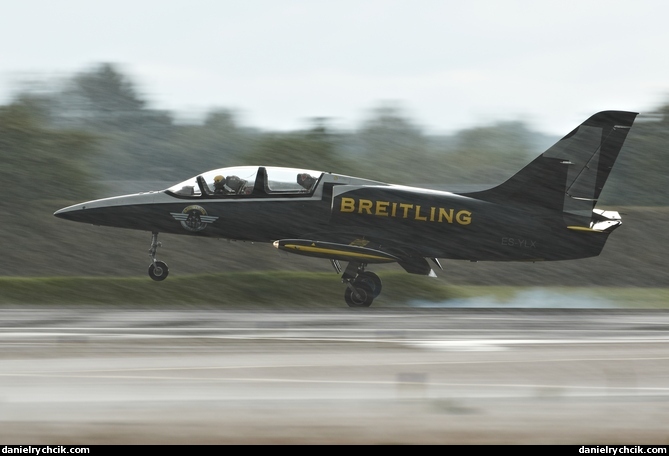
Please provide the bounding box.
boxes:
[166,166,323,198]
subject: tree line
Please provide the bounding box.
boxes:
[3,62,668,210]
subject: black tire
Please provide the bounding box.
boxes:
[356,271,382,298]
[344,282,374,308]
[149,261,169,281]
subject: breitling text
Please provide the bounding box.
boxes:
[339,197,472,225]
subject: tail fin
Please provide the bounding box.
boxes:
[460,111,638,223]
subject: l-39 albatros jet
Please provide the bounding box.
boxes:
[55,111,637,307]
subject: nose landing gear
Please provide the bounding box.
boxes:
[148,232,169,281]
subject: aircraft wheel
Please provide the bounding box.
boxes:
[149,261,169,281]
[344,282,374,308]
[356,271,382,297]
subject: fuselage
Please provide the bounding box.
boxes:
[51,111,637,308]
[54,165,611,262]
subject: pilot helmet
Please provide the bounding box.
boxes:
[298,173,315,188]
[213,175,226,189]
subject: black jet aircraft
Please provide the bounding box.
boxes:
[55,111,637,307]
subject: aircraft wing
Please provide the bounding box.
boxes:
[273,239,399,263]
[273,239,438,276]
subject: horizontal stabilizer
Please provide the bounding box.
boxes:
[273,239,399,263]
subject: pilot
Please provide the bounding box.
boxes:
[214,174,246,194]
[213,175,227,194]
[297,173,316,191]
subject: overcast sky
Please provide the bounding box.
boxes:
[2,0,668,135]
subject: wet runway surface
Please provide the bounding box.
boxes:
[1,306,668,444]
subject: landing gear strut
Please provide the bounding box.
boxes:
[339,262,382,307]
[148,232,169,281]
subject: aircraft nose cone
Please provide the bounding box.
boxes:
[53,203,87,221]
[53,207,72,220]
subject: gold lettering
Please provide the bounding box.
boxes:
[375,201,389,216]
[414,205,427,221]
[340,197,471,225]
[399,203,413,218]
[340,197,355,213]
[358,199,373,215]
[438,208,454,223]
[456,210,472,225]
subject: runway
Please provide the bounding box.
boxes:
[0,306,668,444]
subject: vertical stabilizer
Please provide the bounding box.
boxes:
[460,111,638,224]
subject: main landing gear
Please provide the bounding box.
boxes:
[334,261,382,308]
[148,232,169,281]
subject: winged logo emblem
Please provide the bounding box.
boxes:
[170,205,218,232]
